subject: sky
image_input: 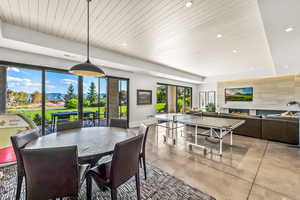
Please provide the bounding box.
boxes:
[6,67,126,94]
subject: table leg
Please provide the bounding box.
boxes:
[230,130,233,146]
[156,124,159,145]
[219,129,223,155]
[195,125,198,145]
[172,121,176,145]
[51,115,53,132]
[52,116,56,132]
[54,117,57,132]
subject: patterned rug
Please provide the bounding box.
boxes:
[0,164,215,200]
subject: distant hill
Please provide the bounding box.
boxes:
[46,93,107,100]
[46,93,65,100]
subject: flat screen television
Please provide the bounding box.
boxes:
[225,87,253,102]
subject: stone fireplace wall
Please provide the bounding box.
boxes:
[217,74,300,113]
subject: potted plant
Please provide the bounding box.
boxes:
[206,103,216,112]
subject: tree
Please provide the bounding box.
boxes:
[87,82,97,105]
[83,99,90,107]
[31,91,42,104]
[7,89,15,105]
[33,113,42,125]
[157,87,166,103]
[65,98,78,109]
[64,84,76,107]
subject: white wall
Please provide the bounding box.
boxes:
[129,75,198,127]
[0,47,199,128]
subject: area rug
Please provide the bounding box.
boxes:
[0,164,215,200]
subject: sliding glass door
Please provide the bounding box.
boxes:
[1,62,130,134]
[156,84,168,113]
[83,76,108,127]
[107,77,129,128]
[176,86,192,113]
[184,87,192,111]
[45,71,78,133]
[176,87,185,112]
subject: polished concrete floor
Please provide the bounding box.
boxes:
[134,125,300,200]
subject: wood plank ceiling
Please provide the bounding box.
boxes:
[0,0,274,77]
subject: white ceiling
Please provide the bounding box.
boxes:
[0,0,275,77]
[258,0,300,75]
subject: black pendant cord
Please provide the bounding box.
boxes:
[87,0,90,63]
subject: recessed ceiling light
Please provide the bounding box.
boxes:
[185,1,193,8]
[284,65,289,69]
[232,49,238,53]
[217,34,223,38]
[285,26,294,32]
[121,42,127,47]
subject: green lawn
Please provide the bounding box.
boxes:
[8,106,127,123]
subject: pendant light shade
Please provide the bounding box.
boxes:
[69,0,105,77]
[70,60,105,77]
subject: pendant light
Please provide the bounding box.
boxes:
[69,0,105,77]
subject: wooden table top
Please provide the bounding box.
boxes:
[25,127,137,162]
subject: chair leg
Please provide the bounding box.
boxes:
[15,175,23,200]
[139,156,143,168]
[135,173,141,200]
[142,155,147,180]
[111,188,118,200]
[86,176,92,200]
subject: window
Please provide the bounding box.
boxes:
[176,87,185,112]
[156,84,168,113]
[1,62,130,132]
[176,86,192,112]
[45,71,78,133]
[6,67,42,125]
[83,76,107,126]
[184,87,192,111]
[118,79,128,119]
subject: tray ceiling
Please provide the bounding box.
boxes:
[0,0,274,77]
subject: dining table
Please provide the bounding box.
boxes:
[25,127,137,165]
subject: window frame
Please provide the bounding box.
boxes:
[157,82,193,113]
[0,61,130,133]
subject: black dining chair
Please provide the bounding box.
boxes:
[109,118,128,128]
[56,120,82,132]
[86,134,144,200]
[10,128,41,200]
[139,123,150,180]
[21,146,89,200]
